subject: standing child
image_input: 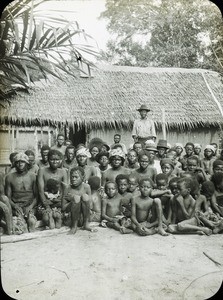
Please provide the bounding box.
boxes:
[88,176,102,223]
[201,145,216,176]
[42,178,62,229]
[131,177,168,236]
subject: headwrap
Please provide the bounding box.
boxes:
[174,143,183,149]
[204,145,215,153]
[14,153,30,164]
[160,158,175,169]
[194,143,202,149]
[76,147,91,158]
[109,148,125,159]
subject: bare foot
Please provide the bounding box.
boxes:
[68,226,78,235]
[157,227,169,236]
[83,225,97,232]
[201,227,212,236]
[119,227,133,234]
[213,220,223,234]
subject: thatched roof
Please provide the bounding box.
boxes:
[1,64,223,130]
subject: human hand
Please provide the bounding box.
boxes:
[14,205,23,216]
[23,205,32,217]
[137,225,147,236]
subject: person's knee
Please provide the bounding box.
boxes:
[154,198,161,206]
[81,194,90,202]
[0,195,10,207]
[177,222,184,231]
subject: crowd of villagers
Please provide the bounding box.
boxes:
[1,132,223,237]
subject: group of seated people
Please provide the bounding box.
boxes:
[0,133,223,237]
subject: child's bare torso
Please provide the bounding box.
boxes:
[92,191,101,213]
[135,196,154,223]
[175,194,194,222]
[105,195,122,217]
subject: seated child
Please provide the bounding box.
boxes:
[170,210,221,235]
[116,174,132,218]
[88,176,102,223]
[211,172,223,217]
[116,174,134,233]
[42,178,62,229]
[153,173,173,225]
[62,166,97,234]
[167,177,196,233]
[101,181,123,231]
[193,180,214,215]
[131,177,168,236]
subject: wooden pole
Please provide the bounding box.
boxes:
[34,127,38,157]
[11,126,15,152]
[48,129,51,147]
[161,108,166,140]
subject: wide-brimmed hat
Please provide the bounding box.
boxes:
[14,153,30,164]
[137,104,150,112]
[157,139,168,149]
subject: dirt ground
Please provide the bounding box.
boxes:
[1,224,223,300]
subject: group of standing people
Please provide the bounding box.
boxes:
[0,104,223,236]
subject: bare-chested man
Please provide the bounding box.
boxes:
[131,177,168,236]
[62,166,96,234]
[5,153,37,232]
[0,172,13,235]
[37,144,50,168]
[37,149,68,229]
[101,149,131,186]
[63,145,77,170]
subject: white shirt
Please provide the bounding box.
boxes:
[132,118,156,138]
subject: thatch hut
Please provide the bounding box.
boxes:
[0,64,223,165]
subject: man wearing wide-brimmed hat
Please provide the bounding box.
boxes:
[132,104,156,146]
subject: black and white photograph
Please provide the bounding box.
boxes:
[0,0,223,299]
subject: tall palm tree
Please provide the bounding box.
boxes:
[0,0,99,101]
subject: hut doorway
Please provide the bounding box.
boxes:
[68,125,86,147]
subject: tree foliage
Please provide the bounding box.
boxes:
[0,0,99,101]
[100,0,223,71]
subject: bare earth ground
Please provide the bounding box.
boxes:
[1,225,223,300]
